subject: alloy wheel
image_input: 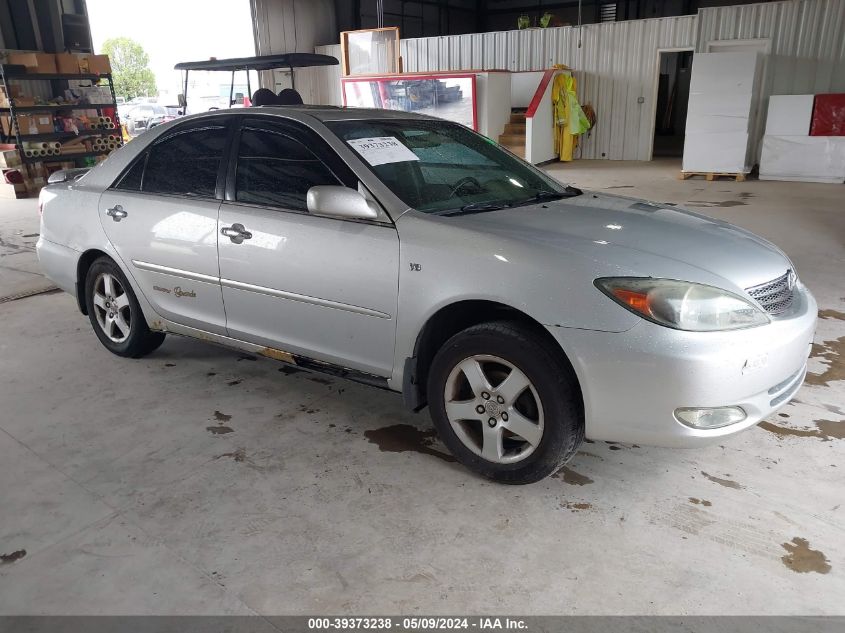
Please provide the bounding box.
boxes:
[443,354,544,464]
[92,272,131,343]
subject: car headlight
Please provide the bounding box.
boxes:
[595,277,770,331]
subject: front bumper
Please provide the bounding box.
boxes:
[548,285,817,447]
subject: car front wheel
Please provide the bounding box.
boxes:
[84,257,165,358]
[427,321,583,484]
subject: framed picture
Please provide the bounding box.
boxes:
[340,27,401,76]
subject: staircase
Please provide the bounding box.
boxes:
[499,109,526,158]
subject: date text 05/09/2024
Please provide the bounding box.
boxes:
[307,617,528,631]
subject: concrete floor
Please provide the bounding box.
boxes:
[0,159,843,615]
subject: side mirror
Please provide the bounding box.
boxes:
[47,168,90,184]
[306,186,378,220]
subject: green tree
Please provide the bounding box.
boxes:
[100,37,156,99]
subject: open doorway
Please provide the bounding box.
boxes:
[652,50,693,158]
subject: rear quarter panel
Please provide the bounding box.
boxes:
[37,179,160,326]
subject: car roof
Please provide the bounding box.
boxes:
[180,106,437,125]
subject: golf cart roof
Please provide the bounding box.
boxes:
[174,53,339,72]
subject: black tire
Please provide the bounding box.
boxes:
[427,321,583,484]
[84,257,165,358]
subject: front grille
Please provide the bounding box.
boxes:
[746,270,795,315]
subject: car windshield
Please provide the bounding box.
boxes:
[325,119,579,215]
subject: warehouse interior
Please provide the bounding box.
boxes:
[0,0,843,620]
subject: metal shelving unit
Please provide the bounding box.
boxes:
[13,129,115,143]
[21,149,111,164]
[0,64,122,172]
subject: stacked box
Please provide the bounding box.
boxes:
[765,95,815,135]
[6,52,57,73]
[760,94,845,183]
[0,84,22,107]
[0,149,22,168]
[810,94,845,136]
[682,52,761,174]
[759,136,845,183]
[75,54,111,75]
[0,182,28,199]
[15,113,54,134]
[55,53,80,74]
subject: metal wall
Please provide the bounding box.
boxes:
[398,15,698,160]
[697,0,845,94]
[251,0,339,104]
[698,0,845,162]
[251,0,338,57]
[313,0,845,161]
[305,43,343,106]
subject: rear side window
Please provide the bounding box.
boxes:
[235,128,341,211]
[115,155,145,191]
[143,126,227,197]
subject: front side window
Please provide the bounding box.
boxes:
[325,119,572,214]
[235,127,341,211]
[143,125,227,197]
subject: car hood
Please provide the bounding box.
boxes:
[453,192,791,291]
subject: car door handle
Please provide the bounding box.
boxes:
[106,205,127,221]
[221,223,253,244]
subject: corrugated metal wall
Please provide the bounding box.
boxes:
[698,0,845,94]
[698,0,845,163]
[308,43,343,106]
[313,0,844,162]
[397,16,698,160]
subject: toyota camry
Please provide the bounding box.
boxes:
[36,107,817,483]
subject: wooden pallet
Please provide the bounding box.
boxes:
[679,171,747,182]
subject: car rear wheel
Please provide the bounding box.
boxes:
[427,321,583,484]
[85,257,165,358]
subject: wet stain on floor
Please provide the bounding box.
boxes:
[781,537,831,574]
[561,501,592,512]
[164,363,176,367]
[308,376,333,385]
[759,419,845,441]
[820,402,844,416]
[363,424,456,463]
[553,467,594,486]
[213,411,232,422]
[207,425,234,435]
[806,335,845,387]
[0,549,26,564]
[688,497,712,507]
[576,450,603,460]
[215,447,246,462]
[207,372,217,377]
[227,379,242,386]
[818,309,845,321]
[701,471,744,490]
[686,200,748,208]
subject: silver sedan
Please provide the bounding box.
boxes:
[36,107,816,483]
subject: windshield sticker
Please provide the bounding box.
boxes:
[347,137,420,166]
